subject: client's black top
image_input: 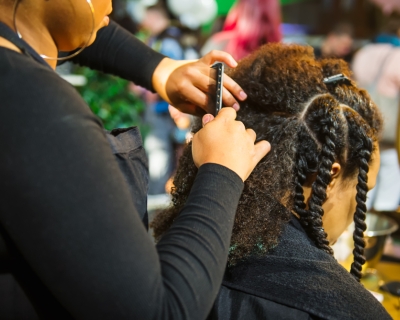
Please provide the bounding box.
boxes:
[208,196,391,320]
[0,22,244,319]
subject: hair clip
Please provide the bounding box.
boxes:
[323,74,351,85]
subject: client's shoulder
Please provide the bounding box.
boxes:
[221,217,390,320]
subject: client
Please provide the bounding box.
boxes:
[152,44,390,319]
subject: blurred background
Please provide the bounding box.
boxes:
[61,0,400,197]
[59,1,400,315]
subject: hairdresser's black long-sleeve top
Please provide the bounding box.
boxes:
[70,21,164,91]
[0,22,244,319]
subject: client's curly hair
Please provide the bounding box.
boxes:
[151,44,382,281]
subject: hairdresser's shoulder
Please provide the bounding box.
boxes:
[0,47,93,116]
[1,47,52,78]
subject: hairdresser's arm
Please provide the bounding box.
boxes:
[71,20,164,91]
[71,21,246,115]
[0,69,268,319]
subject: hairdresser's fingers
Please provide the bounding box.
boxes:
[202,114,215,127]
[157,59,211,115]
[161,52,244,114]
[187,69,245,111]
[171,85,208,116]
[220,87,240,111]
[183,67,241,112]
[253,141,271,164]
[173,104,204,116]
[214,107,237,123]
[246,128,257,142]
[192,111,270,181]
[200,50,238,68]
[223,73,247,102]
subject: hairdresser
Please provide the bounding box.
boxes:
[0,0,270,319]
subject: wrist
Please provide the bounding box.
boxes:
[198,160,246,182]
[197,163,244,187]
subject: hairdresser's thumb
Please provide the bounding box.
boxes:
[202,114,215,127]
[253,140,271,163]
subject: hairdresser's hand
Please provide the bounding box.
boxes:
[152,51,247,116]
[192,108,271,181]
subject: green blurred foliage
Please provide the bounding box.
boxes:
[215,0,308,15]
[75,67,148,134]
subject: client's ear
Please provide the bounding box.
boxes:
[326,162,342,194]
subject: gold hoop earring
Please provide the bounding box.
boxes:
[13,0,95,61]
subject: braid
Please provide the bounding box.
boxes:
[320,61,381,279]
[350,148,370,281]
[294,156,308,227]
[301,95,341,254]
[343,111,373,281]
[293,126,319,230]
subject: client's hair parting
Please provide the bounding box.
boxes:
[151,44,382,282]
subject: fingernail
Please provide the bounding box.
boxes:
[202,114,213,126]
[239,91,247,100]
[232,103,240,111]
[232,60,238,67]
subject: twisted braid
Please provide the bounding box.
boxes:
[293,126,319,230]
[342,110,373,281]
[294,155,309,227]
[301,95,342,254]
[320,59,382,164]
[320,61,380,279]
[350,150,370,281]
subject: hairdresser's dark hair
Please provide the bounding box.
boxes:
[151,44,382,281]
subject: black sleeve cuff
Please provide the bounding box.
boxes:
[196,163,244,196]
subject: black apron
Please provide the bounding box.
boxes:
[0,22,149,318]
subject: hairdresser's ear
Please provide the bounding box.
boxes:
[326,162,342,194]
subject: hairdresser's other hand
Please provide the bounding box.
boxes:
[192,108,271,181]
[151,51,247,116]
